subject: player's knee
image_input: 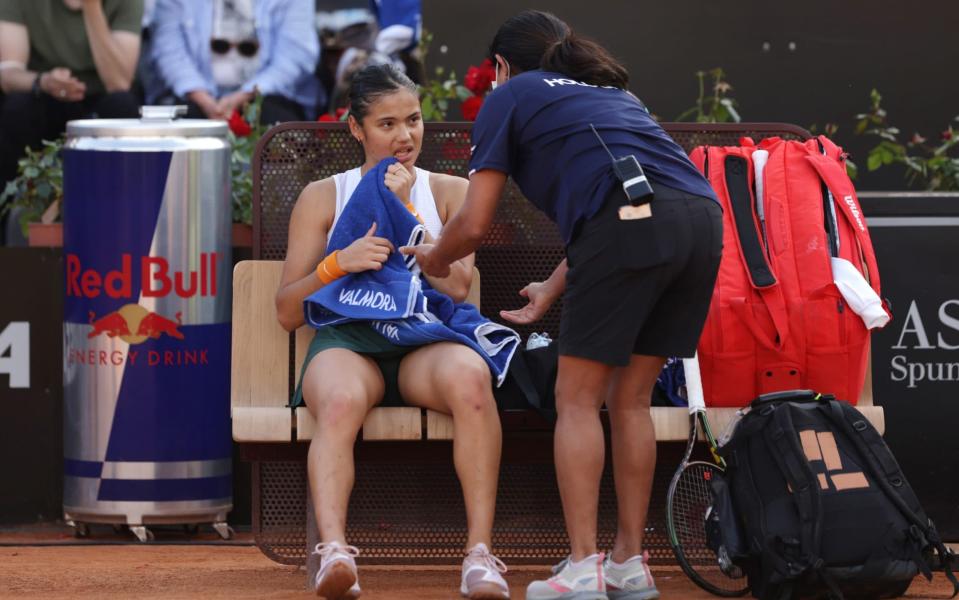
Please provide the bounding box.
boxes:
[443,358,494,415]
[315,387,368,428]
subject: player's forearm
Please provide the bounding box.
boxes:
[423,259,473,303]
[543,259,568,300]
[0,65,39,94]
[82,3,136,91]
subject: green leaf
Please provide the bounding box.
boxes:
[867,151,883,171]
[36,182,51,199]
[421,96,435,120]
[674,107,698,122]
[23,166,39,178]
[720,98,741,123]
[845,159,858,180]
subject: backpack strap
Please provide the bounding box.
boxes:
[762,405,825,578]
[823,400,959,597]
[723,153,790,350]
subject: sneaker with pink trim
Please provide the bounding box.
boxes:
[604,552,659,600]
[312,541,361,599]
[460,543,510,599]
[525,553,607,600]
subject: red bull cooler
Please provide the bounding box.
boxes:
[62,107,232,541]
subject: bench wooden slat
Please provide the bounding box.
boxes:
[426,410,455,440]
[360,407,423,440]
[301,405,885,443]
[231,262,291,442]
[233,406,294,442]
[859,347,874,406]
[296,406,424,441]
[651,405,884,440]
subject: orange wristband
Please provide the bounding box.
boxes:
[316,251,348,285]
[404,201,424,224]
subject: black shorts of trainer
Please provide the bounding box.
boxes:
[559,182,723,367]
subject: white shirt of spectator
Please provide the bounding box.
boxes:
[211,0,260,94]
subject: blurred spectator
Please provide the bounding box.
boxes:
[132,0,161,106]
[315,0,422,113]
[369,0,422,80]
[0,0,143,187]
[151,0,322,122]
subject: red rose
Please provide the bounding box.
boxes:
[943,129,954,141]
[461,96,483,121]
[318,108,349,123]
[464,59,495,95]
[228,110,252,136]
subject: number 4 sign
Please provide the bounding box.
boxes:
[0,322,29,389]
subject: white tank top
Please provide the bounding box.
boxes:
[330,167,444,244]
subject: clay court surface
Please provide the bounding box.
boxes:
[1,530,955,600]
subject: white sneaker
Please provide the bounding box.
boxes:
[312,541,361,599]
[604,552,659,600]
[461,543,510,599]
[525,553,607,600]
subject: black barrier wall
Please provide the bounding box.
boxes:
[0,249,63,523]
[423,0,959,192]
[860,193,959,537]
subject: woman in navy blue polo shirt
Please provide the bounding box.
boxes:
[407,11,722,599]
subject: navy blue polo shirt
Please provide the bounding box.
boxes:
[469,70,717,243]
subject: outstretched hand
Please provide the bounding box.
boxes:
[399,243,451,278]
[499,281,556,325]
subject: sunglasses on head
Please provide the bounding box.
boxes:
[210,38,259,57]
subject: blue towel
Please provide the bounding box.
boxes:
[371,289,520,386]
[304,158,520,385]
[305,158,426,325]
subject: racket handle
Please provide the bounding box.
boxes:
[683,354,706,412]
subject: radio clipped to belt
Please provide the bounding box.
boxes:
[589,124,655,220]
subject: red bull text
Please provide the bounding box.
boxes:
[66,253,219,299]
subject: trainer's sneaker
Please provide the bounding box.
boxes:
[312,541,361,599]
[604,552,659,600]
[525,552,607,600]
[460,543,510,599]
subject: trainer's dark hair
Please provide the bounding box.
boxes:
[348,63,418,122]
[488,10,628,89]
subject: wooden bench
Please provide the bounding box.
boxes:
[232,122,884,566]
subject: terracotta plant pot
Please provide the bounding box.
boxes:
[28,222,63,248]
[232,223,253,248]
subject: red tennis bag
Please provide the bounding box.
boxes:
[688,135,889,407]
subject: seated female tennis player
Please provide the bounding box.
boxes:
[275,64,510,600]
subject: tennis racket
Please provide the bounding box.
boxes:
[666,354,749,597]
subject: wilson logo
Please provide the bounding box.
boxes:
[843,195,866,232]
[799,430,870,492]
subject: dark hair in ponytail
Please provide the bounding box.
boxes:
[488,10,628,89]
[348,63,417,122]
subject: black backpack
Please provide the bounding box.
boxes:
[707,390,958,600]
